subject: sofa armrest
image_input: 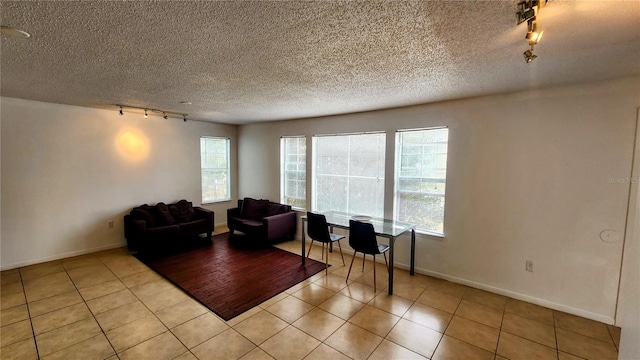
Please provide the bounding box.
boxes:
[193,206,215,229]
[227,207,241,219]
[263,211,297,241]
[124,215,147,237]
[124,214,147,251]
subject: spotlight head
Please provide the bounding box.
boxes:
[183,115,187,122]
[163,112,168,120]
[523,49,537,63]
[119,106,124,116]
[144,109,148,119]
[526,20,543,45]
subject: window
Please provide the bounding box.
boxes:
[200,137,231,203]
[313,133,386,217]
[395,127,449,235]
[281,136,306,209]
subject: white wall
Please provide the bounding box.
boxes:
[237,77,640,323]
[1,97,237,269]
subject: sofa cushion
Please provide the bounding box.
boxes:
[241,198,268,220]
[170,200,195,223]
[265,202,288,217]
[131,208,158,228]
[147,224,180,235]
[155,202,176,225]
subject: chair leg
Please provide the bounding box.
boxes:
[325,241,329,275]
[321,242,325,260]
[346,252,357,283]
[306,239,314,259]
[362,253,366,272]
[383,252,389,272]
[373,254,377,292]
[337,241,345,266]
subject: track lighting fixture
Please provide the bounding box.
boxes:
[516,0,547,63]
[114,104,188,122]
[523,49,537,63]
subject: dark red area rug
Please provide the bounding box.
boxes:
[135,233,326,321]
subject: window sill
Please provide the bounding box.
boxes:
[201,199,233,205]
[416,230,445,240]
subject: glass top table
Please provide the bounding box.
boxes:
[301,211,416,295]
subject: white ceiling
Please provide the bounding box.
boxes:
[1,1,639,125]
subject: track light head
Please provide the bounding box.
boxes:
[144,109,148,119]
[163,112,168,120]
[183,115,187,122]
[526,20,543,46]
[523,49,537,63]
[119,106,124,116]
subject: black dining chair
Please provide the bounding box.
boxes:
[306,212,346,275]
[347,219,389,291]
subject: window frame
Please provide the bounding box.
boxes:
[394,126,449,237]
[200,136,231,204]
[280,136,307,210]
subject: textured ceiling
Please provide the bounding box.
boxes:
[1,1,639,125]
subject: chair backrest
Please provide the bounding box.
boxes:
[349,220,380,254]
[307,212,331,242]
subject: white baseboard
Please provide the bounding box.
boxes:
[293,237,615,325]
[409,264,615,325]
[1,241,128,271]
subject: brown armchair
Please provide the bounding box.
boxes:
[227,198,297,243]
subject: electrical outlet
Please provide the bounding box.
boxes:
[108,221,114,229]
[526,260,534,272]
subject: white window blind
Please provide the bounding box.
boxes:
[200,137,231,203]
[313,133,386,217]
[280,136,306,209]
[395,127,449,235]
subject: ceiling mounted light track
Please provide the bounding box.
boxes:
[115,104,188,122]
[516,0,548,63]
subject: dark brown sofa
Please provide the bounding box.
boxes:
[227,198,297,243]
[124,200,214,252]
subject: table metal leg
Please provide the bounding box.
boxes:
[388,236,395,295]
[410,229,415,276]
[302,220,306,266]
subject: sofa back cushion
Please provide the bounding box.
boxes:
[241,197,268,220]
[131,207,158,228]
[169,200,195,223]
[155,202,177,225]
[265,202,290,217]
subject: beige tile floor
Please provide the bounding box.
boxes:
[0,231,621,360]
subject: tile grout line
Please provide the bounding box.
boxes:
[99,261,175,357]
[553,310,560,360]
[19,270,41,360]
[72,258,120,359]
